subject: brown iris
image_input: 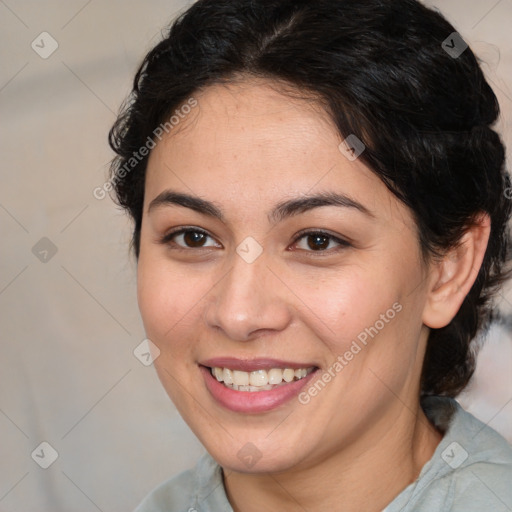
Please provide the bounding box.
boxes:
[183,231,207,248]
[307,234,330,251]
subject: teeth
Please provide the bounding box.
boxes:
[268,368,283,385]
[283,369,295,382]
[249,369,267,387]
[295,368,308,379]
[233,370,249,386]
[223,368,234,385]
[210,366,315,391]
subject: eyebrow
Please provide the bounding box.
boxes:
[147,189,375,223]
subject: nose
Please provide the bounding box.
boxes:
[203,249,292,342]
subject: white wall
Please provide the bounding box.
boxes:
[0,1,511,510]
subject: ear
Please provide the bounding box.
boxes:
[422,213,491,329]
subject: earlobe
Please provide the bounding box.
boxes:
[422,213,491,329]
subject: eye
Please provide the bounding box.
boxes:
[159,227,351,254]
[160,227,220,249]
[291,230,351,253]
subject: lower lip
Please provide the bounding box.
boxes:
[200,365,319,413]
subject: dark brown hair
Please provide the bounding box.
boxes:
[108,0,511,397]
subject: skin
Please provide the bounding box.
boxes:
[137,78,490,511]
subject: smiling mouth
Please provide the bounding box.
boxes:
[208,366,317,392]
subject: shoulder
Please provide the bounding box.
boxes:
[421,396,512,510]
[420,456,512,511]
[386,396,512,512]
[450,458,512,505]
[133,451,231,512]
[133,465,196,512]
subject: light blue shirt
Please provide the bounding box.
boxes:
[134,396,512,511]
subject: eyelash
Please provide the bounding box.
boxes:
[159,227,351,255]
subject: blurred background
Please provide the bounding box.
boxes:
[1,1,511,510]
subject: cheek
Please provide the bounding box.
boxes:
[136,253,204,349]
[319,272,425,411]
[296,265,399,343]
[298,262,418,395]
[136,254,207,408]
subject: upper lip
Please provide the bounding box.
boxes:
[199,357,318,372]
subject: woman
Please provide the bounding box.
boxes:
[108,0,512,510]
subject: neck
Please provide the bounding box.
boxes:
[223,402,443,512]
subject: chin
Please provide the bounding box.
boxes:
[204,437,309,474]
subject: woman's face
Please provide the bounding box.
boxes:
[137,79,434,473]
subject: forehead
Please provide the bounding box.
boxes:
[157,79,342,167]
[144,79,411,229]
